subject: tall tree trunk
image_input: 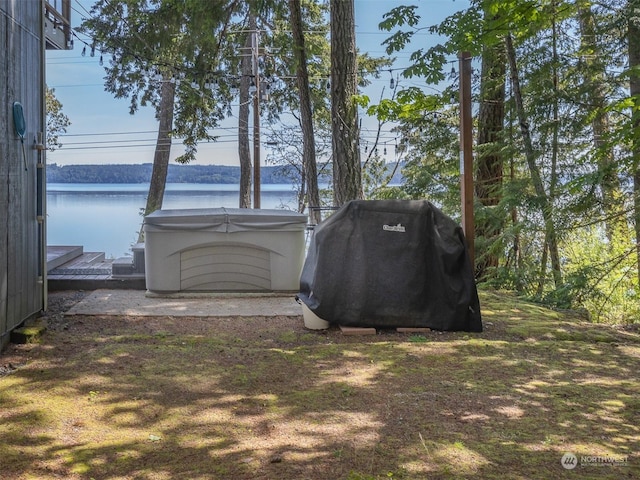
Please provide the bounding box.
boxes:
[546,6,562,294]
[550,10,559,210]
[629,2,640,286]
[475,36,506,279]
[137,78,175,243]
[289,0,321,224]
[580,6,628,243]
[330,0,361,205]
[238,18,254,209]
[536,241,549,297]
[505,34,563,288]
[505,77,523,292]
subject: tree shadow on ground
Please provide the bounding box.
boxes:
[1,291,639,479]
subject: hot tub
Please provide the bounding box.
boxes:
[143,207,307,293]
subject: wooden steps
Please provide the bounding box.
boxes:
[47,247,112,276]
[46,245,83,270]
[46,246,146,290]
[111,243,145,278]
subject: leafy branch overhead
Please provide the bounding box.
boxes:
[81,0,241,164]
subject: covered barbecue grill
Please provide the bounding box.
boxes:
[297,200,482,332]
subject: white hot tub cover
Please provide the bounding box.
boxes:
[143,207,307,232]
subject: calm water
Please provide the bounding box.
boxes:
[47,183,301,258]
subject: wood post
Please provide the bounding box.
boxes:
[459,51,475,269]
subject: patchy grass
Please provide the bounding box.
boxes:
[0,290,638,479]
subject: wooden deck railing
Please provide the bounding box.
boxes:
[44,0,71,50]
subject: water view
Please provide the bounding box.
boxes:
[47,183,300,258]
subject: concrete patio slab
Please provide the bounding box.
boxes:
[64,289,303,317]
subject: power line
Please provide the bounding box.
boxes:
[61,133,237,146]
[57,137,241,151]
[60,130,159,137]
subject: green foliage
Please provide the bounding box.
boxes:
[371,0,640,323]
[79,1,247,163]
[45,87,70,151]
[367,89,443,123]
[556,227,639,323]
[388,102,461,213]
[361,153,407,201]
[379,5,420,30]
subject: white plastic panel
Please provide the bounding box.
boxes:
[180,244,271,291]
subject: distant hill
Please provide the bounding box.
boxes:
[47,162,403,184]
[46,163,303,184]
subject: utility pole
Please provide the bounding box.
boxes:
[459,51,474,269]
[252,29,261,209]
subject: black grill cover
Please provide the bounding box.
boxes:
[298,200,482,332]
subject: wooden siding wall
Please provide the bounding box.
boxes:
[0,0,46,345]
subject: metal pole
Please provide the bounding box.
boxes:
[252,30,261,209]
[459,51,474,269]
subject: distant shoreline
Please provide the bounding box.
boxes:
[46,163,306,185]
[46,183,301,192]
[46,162,403,185]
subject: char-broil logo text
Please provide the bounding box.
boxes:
[383,223,406,233]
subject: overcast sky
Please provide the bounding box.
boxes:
[46,0,468,167]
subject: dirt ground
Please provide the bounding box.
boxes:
[1,290,638,480]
